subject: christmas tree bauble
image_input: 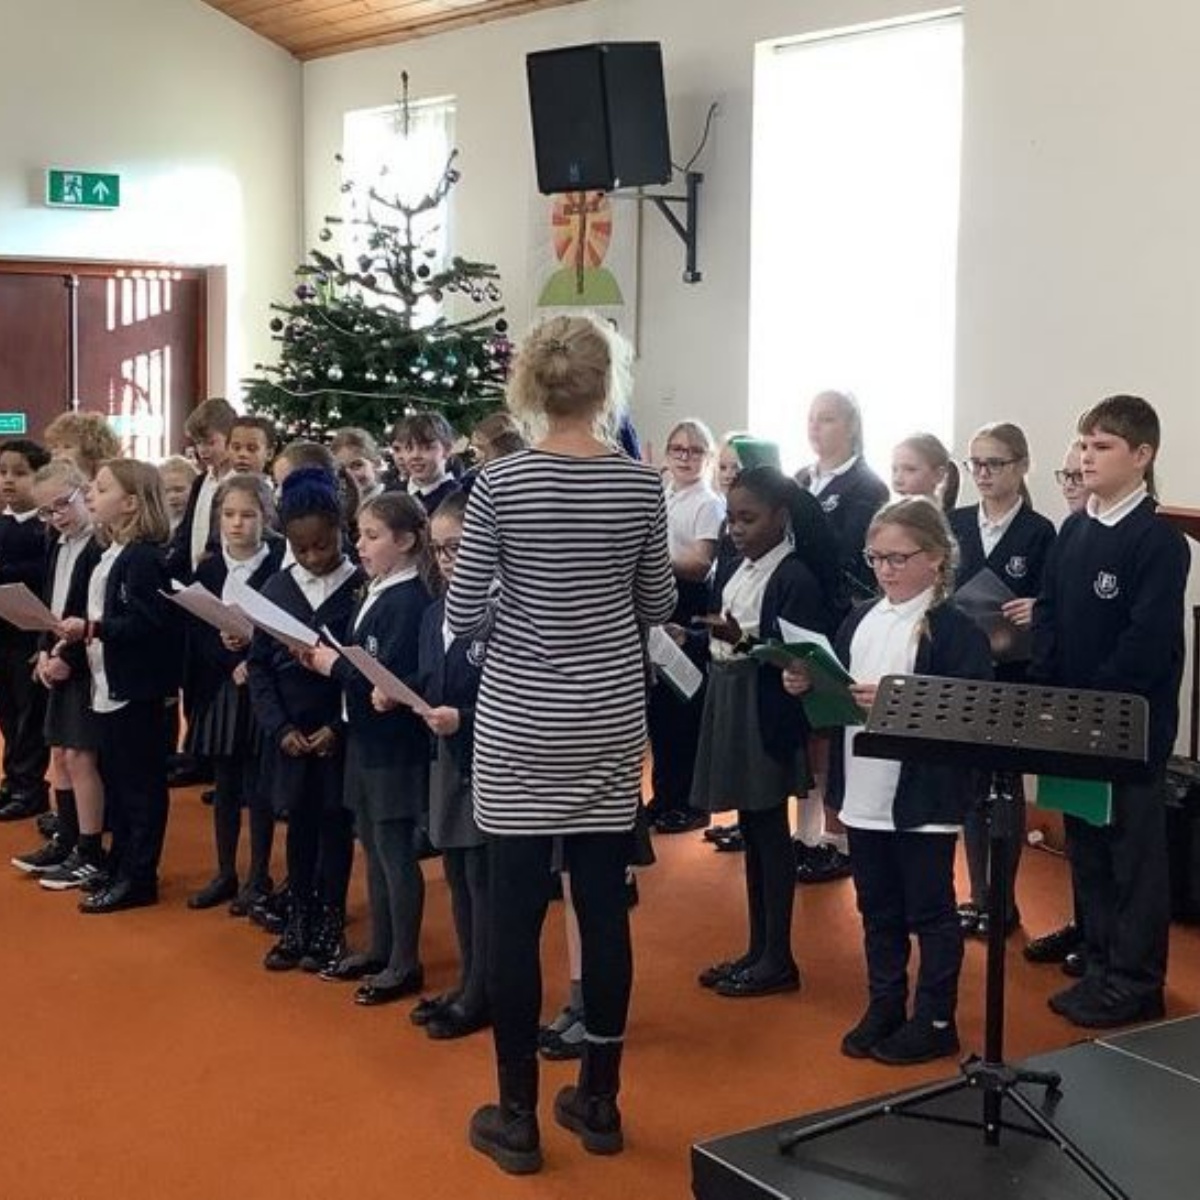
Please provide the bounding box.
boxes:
[270,317,284,333]
[319,228,333,242]
[327,364,344,382]
[417,265,430,279]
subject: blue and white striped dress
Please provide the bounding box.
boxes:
[445,447,676,835]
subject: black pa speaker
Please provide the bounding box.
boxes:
[526,41,672,194]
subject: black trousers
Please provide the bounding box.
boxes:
[647,682,704,814]
[0,632,49,795]
[97,701,169,888]
[488,831,632,1065]
[282,757,354,907]
[1066,772,1169,999]
[848,827,963,1022]
[963,774,1026,920]
[211,754,274,885]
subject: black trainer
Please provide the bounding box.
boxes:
[39,850,104,891]
[841,1003,907,1059]
[1023,921,1082,963]
[12,838,73,875]
[870,1018,960,1065]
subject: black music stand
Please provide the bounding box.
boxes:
[779,675,1149,1200]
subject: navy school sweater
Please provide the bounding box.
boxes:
[331,574,433,769]
[417,595,485,777]
[824,599,994,828]
[39,533,104,677]
[1030,498,1189,771]
[246,563,365,744]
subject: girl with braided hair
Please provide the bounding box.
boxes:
[784,497,992,1065]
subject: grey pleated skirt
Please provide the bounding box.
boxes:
[690,657,809,815]
[342,736,429,825]
[428,743,484,851]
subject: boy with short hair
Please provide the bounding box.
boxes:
[1031,394,1189,1027]
[390,412,460,515]
[0,438,52,821]
[228,415,276,476]
[168,397,238,580]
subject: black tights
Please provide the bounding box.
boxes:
[358,816,424,979]
[488,832,631,1065]
[211,756,274,886]
[286,797,354,907]
[444,845,489,1014]
[738,804,797,979]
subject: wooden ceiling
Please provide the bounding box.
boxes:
[201,0,587,61]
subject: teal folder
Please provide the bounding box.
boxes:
[1035,775,1113,828]
[750,641,867,729]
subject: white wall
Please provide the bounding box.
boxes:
[301,0,926,458]
[0,0,302,401]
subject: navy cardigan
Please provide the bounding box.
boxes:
[246,564,365,744]
[331,575,433,769]
[39,533,103,677]
[92,541,181,703]
[824,599,993,829]
[183,536,286,715]
[417,595,484,776]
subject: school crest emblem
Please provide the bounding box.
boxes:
[821,493,840,514]
[1093,571,1120,600]
[1005,556,1027,580]
[366,635,379,657]
[467,639,487,668]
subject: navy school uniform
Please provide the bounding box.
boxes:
[1030,496,1189,1004]
[826,599,993,1024]
[409,477,461,519]
[40,533,104,752]
[0,511,51,798]
[333,572,434,825]
[949,502,1056,682]
[246,562,365,815]
[418,596,486,850]
[90,541,182,888]
[164,471,218,584]
[796,458,890,602]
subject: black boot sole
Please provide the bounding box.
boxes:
[554,1088,624,1155]
[468,1123,543,1174]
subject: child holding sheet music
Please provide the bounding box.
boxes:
[11,460,103,884]
[784,497,992,1064]
[305,492,434,1005]
[950,423,1055,939]
[183,473,284,913]
[247,468,363,972]
[691,466,842,998]
[57,460,180,914]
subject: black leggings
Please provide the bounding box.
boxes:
[444,845,489,1013]
[739,803,797,976]
[286,796,354,907]
[211,755,274,886]
[488,832,632,1065]
[358,815,424,977]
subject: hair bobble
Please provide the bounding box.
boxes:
[543,338,569,354]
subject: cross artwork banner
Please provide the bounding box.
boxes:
[529,188,639,350]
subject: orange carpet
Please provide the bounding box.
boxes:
[1,793,1197,1200]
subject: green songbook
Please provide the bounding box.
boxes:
[750,640,867,729]
[1035,775,1113,828]
[729,436,781,471]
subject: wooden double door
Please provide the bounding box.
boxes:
[0,260,206,457]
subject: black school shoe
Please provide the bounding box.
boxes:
[0,790,50,822]
[654,808,709,835]
[427,1002,491,1040]
[1062,950,1085,978]
[704,822,739,844]
[870,1018,959,1065]
[841,1003,907,1059]
[1024,921,1082,963]
[795,843,852,884]
[1062,984,1165,1030]
[78,878,158,915]
[11,837,74,875]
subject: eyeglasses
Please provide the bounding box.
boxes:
[1054,469,1085,487]
[667,445,707,461]
[431,540,462,560]
[35,487,81,522]
[863,548,925,571]
[963,457,1019,476]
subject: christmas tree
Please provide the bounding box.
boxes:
[243,75,512,443]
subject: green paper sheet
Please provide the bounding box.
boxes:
[751,640,867,729]
[1035,775,1113,828]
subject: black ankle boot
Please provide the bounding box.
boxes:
[264,895,310,971]
[300,902,346,973]
[469,1058,542,1175]
[554,1040,624,1154]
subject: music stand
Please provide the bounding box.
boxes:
[779,675,1149,1200]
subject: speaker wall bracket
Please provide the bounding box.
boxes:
[616,170,703,284]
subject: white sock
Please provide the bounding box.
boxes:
[794,794,825,847]
[820,832,849,856]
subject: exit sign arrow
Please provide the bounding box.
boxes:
[45,169,121,210]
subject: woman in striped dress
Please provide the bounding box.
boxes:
[447,314,676,1175]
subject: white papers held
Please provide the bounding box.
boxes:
[321,627,432,717]
[777,618,838,661]
[225,578,319,652]
[0,583,60,632]
[647,625,703,701]
[164,582,254,641]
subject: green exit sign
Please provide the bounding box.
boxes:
[46,169,120,210]
[0,413,27,435]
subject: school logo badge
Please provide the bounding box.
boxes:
[1094,571,1120,600]
[366,635,379,657]
[467,639,487,668]
[821,493,840,514]
[1005,556,1028,580]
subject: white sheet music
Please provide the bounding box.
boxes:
[0,583,60,633]
[226,577,319,652]
[164,582,254,641]
[647,625,703,701]
[320,626,432,717]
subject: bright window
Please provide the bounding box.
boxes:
[749,12,963,474]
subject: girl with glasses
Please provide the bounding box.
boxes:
[950,422,1056,940]
[783,497,992,1064]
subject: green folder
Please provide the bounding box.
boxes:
[729,436,781,471]
[750,640,867,729]
[1035,775,1113,828]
